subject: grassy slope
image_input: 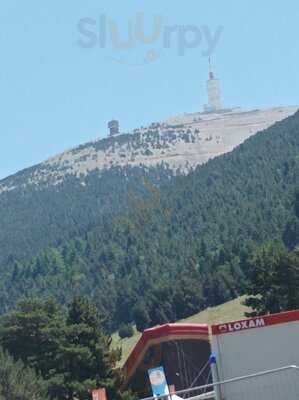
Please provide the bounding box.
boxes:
[113,296,250,366]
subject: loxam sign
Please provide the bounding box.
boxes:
[212,317,266,335]
[212,310,299,335]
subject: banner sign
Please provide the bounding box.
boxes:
[148,366,169,397]
[212,310,299,335]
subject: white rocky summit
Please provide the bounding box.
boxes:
[0,106,297,194]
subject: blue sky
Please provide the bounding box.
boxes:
[1,0,299,179]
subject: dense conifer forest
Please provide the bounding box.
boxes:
[0,112,299,330]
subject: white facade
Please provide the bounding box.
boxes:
[207,78,222,111]
[211,311,299,400]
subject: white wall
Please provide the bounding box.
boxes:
[211,320,299,400]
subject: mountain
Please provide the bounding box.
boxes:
[0,106,296,265]
[1,107,296,193]
[1,110,299,329]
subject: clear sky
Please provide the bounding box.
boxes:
[1,0,299,179]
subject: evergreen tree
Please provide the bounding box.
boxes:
[132,303,151,333]
[118,323,134,339]
[0,297,129,400]
[245,242,299,316]
[0,347,49,400]
[283,190,299,249]
[48,297,121,400]
[0,297,63,377]
[282,217,299,250]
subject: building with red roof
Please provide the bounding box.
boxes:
[122,323,211,397]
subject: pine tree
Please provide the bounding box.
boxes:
[132,303,151,332]
[245,242,299,316]
[0,347,49,400]
[0,297,128,400]
[0,297,63,377]
[48,297,121,400]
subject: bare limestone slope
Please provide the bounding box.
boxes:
[0,106,297,194]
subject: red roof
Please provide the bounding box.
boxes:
[123,323,209,382]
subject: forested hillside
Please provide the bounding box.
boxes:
[1,111,299,330]
[1,107,295,266]
[0,165,174,264]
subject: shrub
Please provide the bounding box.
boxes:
[118,323,134,339]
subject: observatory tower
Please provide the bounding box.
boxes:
[204,58,222,112]
[108,120,120,136]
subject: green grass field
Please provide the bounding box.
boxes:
[112,296,250,366]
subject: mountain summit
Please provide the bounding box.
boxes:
[0,106,297,194]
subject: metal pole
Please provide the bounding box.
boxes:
[209,353,221,400]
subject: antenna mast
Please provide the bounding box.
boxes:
[208,57,214,79]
